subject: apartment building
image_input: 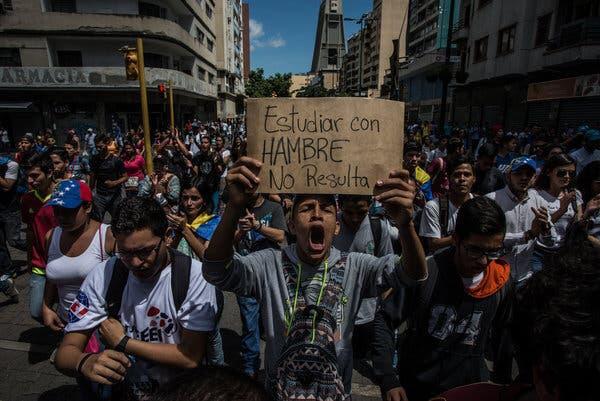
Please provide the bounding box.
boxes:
[340,0,408,97]
[394,0,459,123]
[0,0,219,142]
[452,0,600,129]
[311,0,346,90]
[215,0,245,119]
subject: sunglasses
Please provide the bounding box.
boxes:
[556,169,575,178]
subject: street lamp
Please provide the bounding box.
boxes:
[345,13,373,97]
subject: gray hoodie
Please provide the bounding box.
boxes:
[202,244,418,393]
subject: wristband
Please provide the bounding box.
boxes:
[115,335,130,354]
[76,353,93,376]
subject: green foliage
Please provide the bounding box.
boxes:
[296,85,350,97]
[245,68,292,98]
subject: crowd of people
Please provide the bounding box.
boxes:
[0,118,598,401]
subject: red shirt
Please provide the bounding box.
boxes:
[30,204,58,272]
[21,190,50,226]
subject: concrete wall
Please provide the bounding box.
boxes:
[75,0,138,15]
[0,36,50,66]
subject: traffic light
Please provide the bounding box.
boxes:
[158,83,167,99]
[124,49,139,81]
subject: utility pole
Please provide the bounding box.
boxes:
[168,80,175,134]
[136,38,153,175]
[438,0,456,132]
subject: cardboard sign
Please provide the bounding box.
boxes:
[246,98,404,195]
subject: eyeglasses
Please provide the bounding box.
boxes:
[118,238,163,261]
[556,169,575,178]
[463,244,506,261]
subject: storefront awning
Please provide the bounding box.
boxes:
[0,101,33,111]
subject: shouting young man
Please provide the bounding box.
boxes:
[203,157,427,400]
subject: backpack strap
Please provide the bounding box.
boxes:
[412,255,439,333]
[170,249,192,312]
[314,253,348,316]
[369,216,382,257]
[439,195,450,238]
[105,256,129,319]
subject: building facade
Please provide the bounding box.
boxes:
[311,0,346,90]
[215,0,245,119]
[0,0,219,143]
[340,0,409,98]
[394,0,460,123]
[242,2,250,81]
[451,0,600,129]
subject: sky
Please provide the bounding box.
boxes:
[246,0,372,76]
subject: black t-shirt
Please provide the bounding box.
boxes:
[90,154,126,194]
[236,199,287,255]
[473,167,505,196]
[192,150,222,191]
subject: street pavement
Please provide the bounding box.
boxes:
[0,246,381,401]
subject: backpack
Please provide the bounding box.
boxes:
[105,249,191,318]
[438,195,450,238]
[273,252,349,401]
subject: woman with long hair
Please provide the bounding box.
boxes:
[165,178,224,366]
[531,154,583,271]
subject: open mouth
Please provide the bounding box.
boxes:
[308,225,325,253]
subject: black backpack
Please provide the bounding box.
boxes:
[105,249,192,318]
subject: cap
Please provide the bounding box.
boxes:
[48,180,92,208]
[585,129,600,142]
[403,141,421,155]
[509,156,537,173]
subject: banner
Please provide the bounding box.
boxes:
[246,98,404,195]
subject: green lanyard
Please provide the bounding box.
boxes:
[286,259,329,343]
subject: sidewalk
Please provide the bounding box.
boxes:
[0,246,380,401]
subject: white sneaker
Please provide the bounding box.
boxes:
[4,278,19,303]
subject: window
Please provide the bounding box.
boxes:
[535,13,552,46]
[197,66,206,81]
[478,0,492,9]
[328,48,338,66]
[196,27,205,43]
[144,53,169,68]
[2,0,13,11]
[208,73,215,85]
[51,0,76,12]
[205,3,213,18]
[0,48,21,67]
[497,24,516,56]
[473,36,488,62]
[139,2,166,18]
[56,50,82,67]
[207,39,214,52]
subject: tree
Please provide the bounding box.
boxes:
[245,68,292,98]
[296,85,350,97]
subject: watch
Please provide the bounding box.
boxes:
[115,335,130,353]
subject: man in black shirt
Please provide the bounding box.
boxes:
[473,143,505,196]
[90,134,128,219]
[192,136,223,213]
[374,196,513,401]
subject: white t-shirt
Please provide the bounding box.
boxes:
[66,257,217,397]
[419,194,474,239]
[3,160,18,180]
[535,189,583,250]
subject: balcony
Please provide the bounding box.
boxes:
[452,18,470,42]
[0,66,218,99]
[0,11,216,66]
[546,18,600,51]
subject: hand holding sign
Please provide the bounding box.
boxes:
[225,156,262,209]
[374,169,416,227]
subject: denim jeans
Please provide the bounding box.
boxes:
[0,209,26,251]
[29,273,46,322]
[237,295,261,376]
[530,248,556,275]
[93,191,123,220]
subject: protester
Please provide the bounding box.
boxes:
[64,139,90,181]
[43,180,114,332]
[404,142,433,207]
[121,141,146,198]
[576,160,600,245]
[569,128,600,174]
[54,197,218,400]
[495,134,519,172]
[374,197,514,401]
[203,156,427,399]
[472,143,504,195]
[420,156,475,253]
[192,136,223,213]
[49,148,72,181]
[90,134,128,219]
[530,154,582,272]
[0,154,21,302]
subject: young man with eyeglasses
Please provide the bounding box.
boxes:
[374,196,514,401]
[54,197,217,400]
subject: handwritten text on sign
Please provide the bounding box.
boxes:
[246,98,404,195]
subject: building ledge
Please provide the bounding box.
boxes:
[0,66,217,99]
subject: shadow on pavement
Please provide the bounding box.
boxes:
[19,326,60,364]
[220,327,242,368]
[37,385,81,401]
